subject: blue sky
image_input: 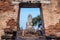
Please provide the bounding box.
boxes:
[19,8,40,29]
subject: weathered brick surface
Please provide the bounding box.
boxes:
[0,0,19,40]
[0,0,60,39]
[42,0,60,36]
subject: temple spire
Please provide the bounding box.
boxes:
[26,14,33,32]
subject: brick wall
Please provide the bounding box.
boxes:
[42,0,60,36]
[0,0,19,40]
[0,0,60,39]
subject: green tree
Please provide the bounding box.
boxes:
[32,15,41,26]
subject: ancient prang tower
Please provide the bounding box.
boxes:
[26,14,33,31]
[0,0,60,40]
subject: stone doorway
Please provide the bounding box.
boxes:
[16,2,46,40]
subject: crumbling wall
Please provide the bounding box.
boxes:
[42,0,60,36]
[0,0,60,39]
[0,0,19,40]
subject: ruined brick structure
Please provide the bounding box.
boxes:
[42,0,60,37]
[0,0,60,40]
[0,0,19,40]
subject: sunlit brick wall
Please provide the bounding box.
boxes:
[0,0,19,40]
[42,0,60,36]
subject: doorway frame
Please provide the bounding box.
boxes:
[17,2,45,37]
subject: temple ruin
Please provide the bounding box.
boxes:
[0,0,60,40]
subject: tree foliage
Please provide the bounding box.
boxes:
[32,15,41,26]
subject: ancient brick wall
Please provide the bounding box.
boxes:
[0,0,60,39]
[0,0,19,40]
[42,0,60,36]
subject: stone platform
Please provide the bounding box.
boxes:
[17,36,46,40]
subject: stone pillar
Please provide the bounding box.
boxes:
[22,30,25,37]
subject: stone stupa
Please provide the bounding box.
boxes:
[26,14,33,32]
